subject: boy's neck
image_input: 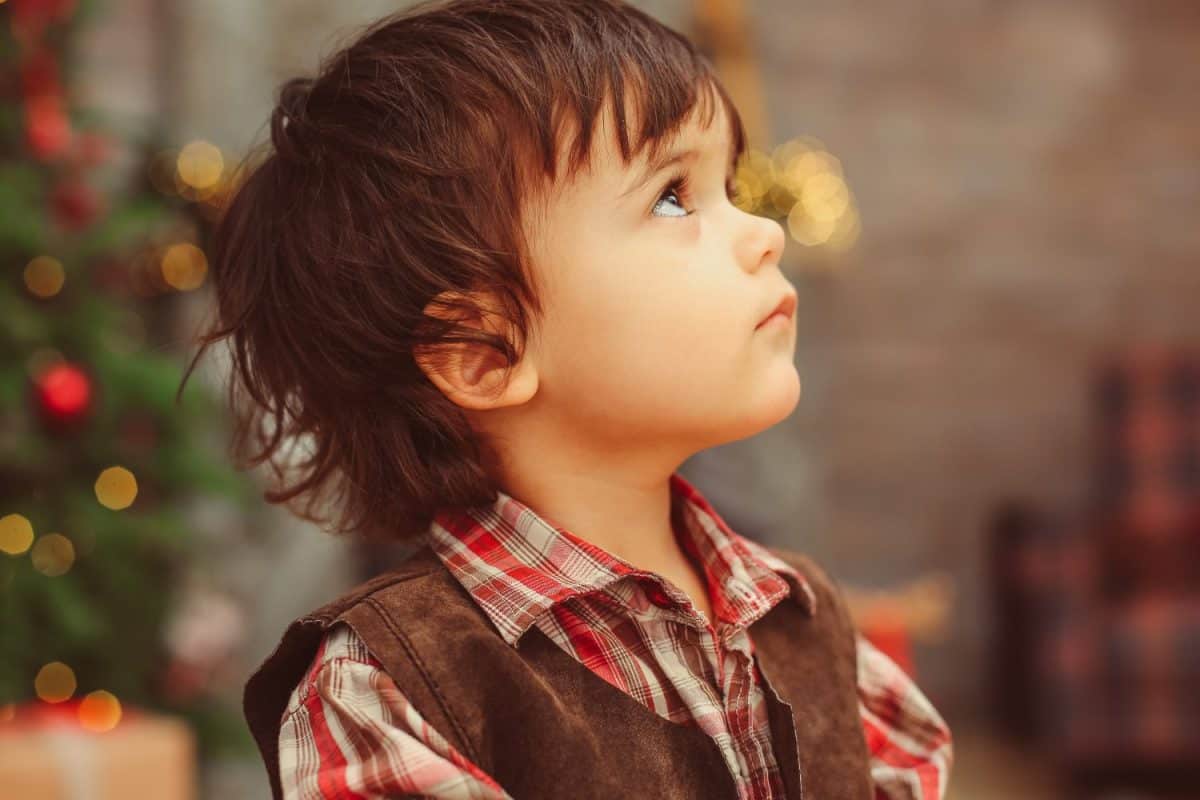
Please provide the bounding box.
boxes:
[495,469,694,578]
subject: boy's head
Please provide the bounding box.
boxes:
[184,0,796,543]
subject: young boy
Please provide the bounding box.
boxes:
[191,0,953,796]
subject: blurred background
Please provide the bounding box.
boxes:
[2,0,1198,798]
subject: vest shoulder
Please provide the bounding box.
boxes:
[759,544,856,624]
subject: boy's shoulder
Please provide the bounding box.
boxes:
[754,542,845,607]
[284,619,381,714]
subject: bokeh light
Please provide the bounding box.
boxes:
[0,514,35,556]
[161,242,208,290]
[94,465,138,510]
[78,690,123,732]
[31,533,75,576]
[35,662,77,703]
[23,255,65,298]
[175,139,224,202]
[730,135,862,254]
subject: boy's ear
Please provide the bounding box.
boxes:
[413,290,538,411]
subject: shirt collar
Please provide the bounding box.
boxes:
[425,472,818,647]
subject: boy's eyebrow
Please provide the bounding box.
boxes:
[619,129,738,200]
[619,148,700,199]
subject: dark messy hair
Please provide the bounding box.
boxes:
[178,0,749,544]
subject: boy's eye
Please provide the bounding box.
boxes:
[650,170,741,218]
[651,172,692,218]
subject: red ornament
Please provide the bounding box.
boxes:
[51,177,102,231]
[19,47,61,97]
[31,361,94,432]
[20,48,72,161]
[24,94,71,161]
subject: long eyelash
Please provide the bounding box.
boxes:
[656,169,740,216]
[659,169,693,216]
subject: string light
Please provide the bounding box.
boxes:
[94,466,138,510]
[31,533,75,576]
[35,662,76,703]
[0,514,35,556]
[176,140,224,194]
[78,690,122,732]
[23,255,65,298]
[161,243,208,290]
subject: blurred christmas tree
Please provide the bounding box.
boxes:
[1,0,260,764]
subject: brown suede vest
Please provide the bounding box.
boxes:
[244,543,872,799]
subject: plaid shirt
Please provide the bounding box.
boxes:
[278,472,953,799]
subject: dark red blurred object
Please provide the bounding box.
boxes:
[51,177,103,230]
[989,344,1200,794]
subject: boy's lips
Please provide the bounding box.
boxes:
[755,291,797,330]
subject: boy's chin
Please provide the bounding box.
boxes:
[754,381,803,431]
[711,374,803,446]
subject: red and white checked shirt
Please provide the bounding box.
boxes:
[278,472,953,799]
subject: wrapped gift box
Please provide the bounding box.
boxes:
[0,701,195,800]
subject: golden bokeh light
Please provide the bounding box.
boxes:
[35,662,77,703]
[176,140,224,191]
[800,172,850,221]
[742,149,775,185]
[0,514,35,556]
[745,134,861,252]
[161,243,208,290]
[31,533,75,577]
[78,690,122,732]
[778,150,842,195]
[787,203,838,247]
[770,138,808,173]
[827,207,862,254]
[95,465,138,510]
[734,163,769,209]
[23,255,65,299]
[763,182,798,218]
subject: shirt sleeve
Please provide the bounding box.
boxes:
[855,632,955,800]
[278,622,512,800]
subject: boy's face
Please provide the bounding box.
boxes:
[519,89,799,454]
